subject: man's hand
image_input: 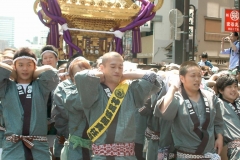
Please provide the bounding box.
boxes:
[221,37,225,43]
[214,134,223,154]
[121,69,147,81]
[33,65,54,80]
[93,69,105,83]
[224,36,230,42]
[167,73,181,90]
[10,69,17,80]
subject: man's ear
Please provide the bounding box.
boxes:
[12,64,16,71]
[34,64,37,70]
[99,64,104,72]
[218,89,224,94]
[179,75,184,84]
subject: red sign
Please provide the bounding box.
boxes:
[224,9,239,32]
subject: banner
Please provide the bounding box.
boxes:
[224,9,239,32]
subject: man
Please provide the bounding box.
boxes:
[0,49,15,160]
[155,61,224,159]
[215,75,240,159]
[40,45,59,160]
[75,52,160,159]
[0,47,59,160]
[56,57,92,160]
[41,45,59,68]
[220,32,239,70]
[52,53,82,160]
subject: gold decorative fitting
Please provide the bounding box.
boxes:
[115,2,121,8]
[71,0,76,3]
[98,1,104,6]
[107,2,113,7]
[131,3,138,9]
[90,1,95,5]
[80,0,85,5]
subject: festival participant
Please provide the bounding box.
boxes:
[40,45,60,159]
[155,61,224,160]
[41,45,59,68]
[52,53,82,160]
[56,57,92,160]
[0,51,16,160]
[75,52,160,159]
[134,99,149,160]
[142,71,176,160]
[0,47,59,160]
[215,75,240,159]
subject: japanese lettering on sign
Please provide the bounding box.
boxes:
[224,9,239,32]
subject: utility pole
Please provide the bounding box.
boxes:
[174,0,183,65]
[174,0,190,64]
[182,0,190,62]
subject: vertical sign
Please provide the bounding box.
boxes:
[189,8,194,39]
[234,0,239,9]
[224,9,239,32]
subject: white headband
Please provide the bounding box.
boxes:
[68,57,89,73]
[58,72,69,77]
[41,50,58,57]
[13,56,37,65]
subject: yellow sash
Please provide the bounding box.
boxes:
[87,81,129,142]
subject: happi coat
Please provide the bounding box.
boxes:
[220,99,240,159]
[75,70,160,160]
[0,67,59,160]
[54,79,90,160]
[154,89,224,159]
[52,79,70,157]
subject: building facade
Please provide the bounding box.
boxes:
[135,0,236,66]
[0,16,15,48]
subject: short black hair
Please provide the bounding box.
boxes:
[179,61,199,76]
[216,74,238,97]
[13,47,37,62]
[66,53,82,70]
[232,32,239,37]
[41,45,58,58]
[201,52,208,58]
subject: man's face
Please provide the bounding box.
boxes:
[180,66,202,92]
[100,56,123,84]
[14,59,36,83]
[42,52,58,68]
[219,83,238,103]
[230,33,238,42]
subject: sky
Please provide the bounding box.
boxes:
[0,0,48,47]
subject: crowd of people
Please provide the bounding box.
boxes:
[0,31,239,160]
